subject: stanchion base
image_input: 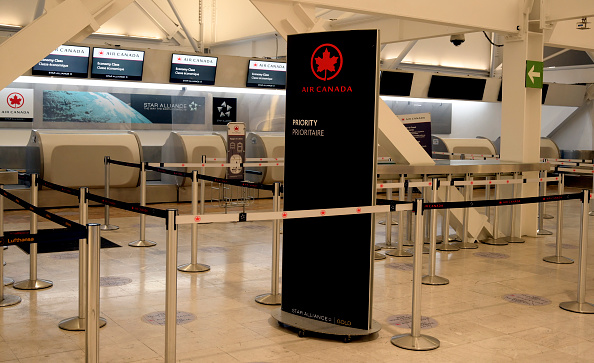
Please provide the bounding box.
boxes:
[375,243,397,250]
[272,308,381,341]
[480,237,508,246]
[13,279,53,290]
[559,301,594,314]
[255,293,282,305]
[378,219,398,225]
[128,239,157,247]
[58,316,107,331]
[385,249,413,257]
[0,295,21,307]
[543,214,554,219]
[503,236,525,243]
[455,242,479,249]
[100,224,119,231]
[177,263,211,273]
[543,255,574,264]
[402,240,414,246]
[542,256,573,264]
[436,243,460,251]
[405,246,430,255]
[589,211,594,217]
[374,245,381,251]
[537,229,553,235]
[391,333,440,351]
[3,277,14,286]
[422,275,449,285]
[448,234,462,242]
[374,252,386,260]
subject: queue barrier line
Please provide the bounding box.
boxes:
[206,157,284,162]
[432,151,500,158]
[176,204,411,225]
[147,162,284,168]
[0,228,86,246]
[543,158,594,163]
[0,187,85,230]
[422,191,584,211]
[144,163,277,192]
[557,167,594,175]
[379,176,560,190]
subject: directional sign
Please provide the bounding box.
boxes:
[525,60,543,89]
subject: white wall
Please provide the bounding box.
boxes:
[549,101,594,150]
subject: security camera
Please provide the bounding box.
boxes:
[450,34,465,46]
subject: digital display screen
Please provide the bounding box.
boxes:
[246,60,286,89]
[91,47,144,81]
[32,45,90,78]
[170,54,217,85]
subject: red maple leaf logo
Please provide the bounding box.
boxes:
[9,95,21,106]
[177,57,181,61]
[310,43,343,81]
[315,48,338,80]
[7,93,23,109]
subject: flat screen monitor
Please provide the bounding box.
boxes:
[32,45,90,78]
[427,75,486,101]
[91,47,144,81]
[246,60,286,89]
[170,54,218,85]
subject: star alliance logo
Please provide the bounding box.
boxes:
[217,101,232,117]
[189,101,198,111]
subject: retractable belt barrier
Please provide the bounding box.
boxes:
[0,186,85,230]
[148,162,284,168]
[0,228,86,246]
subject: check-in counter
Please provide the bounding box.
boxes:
[27,130,141,188]
[540,137,561,159]
[245,132,284,184]
[432,136,497,159]
[161,132,227,187]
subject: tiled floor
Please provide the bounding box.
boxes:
[1,188,594,362]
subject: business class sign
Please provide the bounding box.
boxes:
[282,30,380,331]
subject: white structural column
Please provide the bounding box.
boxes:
[500,25,544,237]
[0,0,135,91]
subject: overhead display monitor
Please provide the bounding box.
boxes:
[91,47,145,81]
[32,45,90,78]
[246,60,286,89]
[169,54,218,85]
[428,75,486,101]
[379,70,414,96]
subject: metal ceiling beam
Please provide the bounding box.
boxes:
[545,19,594,51]
[0,0,135,90]
[134,0,187,45]
[253,0,522,34]
[383,40,417,69]
[543,0,594,22]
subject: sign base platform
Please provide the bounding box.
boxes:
[272,308,381,342]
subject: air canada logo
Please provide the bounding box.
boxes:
[311,43,343,81]
[7,92,24,109]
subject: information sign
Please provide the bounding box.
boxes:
[525,60,544,89]
[227,122,245,180]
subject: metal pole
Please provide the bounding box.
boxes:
[437,174,459,251]
[590,172,594,216]
[14,173,53,290]
[129,162,156,247]
[165,209,178,362]
[256,182,282,305]
[386,174,412,257]
[559,189,594,313]
[85,223,101,363]
[405,180,413,246]
[504,172,525,243]
[483,173,508,245]
[101,156,118,231]
[422,178,448,285]
[178,171,210,273]
[378,181,396,249]
[485,176,491,221]
[0,185,21,307]
[544,173,573,264]
[391,198,440,350]
[60,188,106,330]
[537,170,552,235]
[457,173,478,249]
[200,155,206,215]
[542,170,553,219]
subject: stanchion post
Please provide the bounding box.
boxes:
[559,189,594,313]
[165,209,178,362]
[482,173,508,245]
[504,172,525,243]
[200,155,206,215]
[537,170,553,235]
[14,173,53,290]
[101,156,118,231]
[85,223,101,363]
[0,185,21,307]
[422,178,449,285]
[437,174,460,251]
[589,170,594,216]
[178,171,210,273]
[542,169,553,219]
[544,173,573,264]
[129,162,157,247]
[256,182,282,305]
[386,174,413,257]
[391,198,440,350]
[457,173,478,249]
[377,180,396,249]
[485,176,491,221]
[60,187,106,330]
